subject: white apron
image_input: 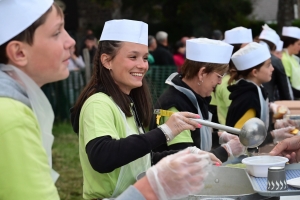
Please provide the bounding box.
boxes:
[165,72,212,151]
[111,106,151,197]
[0,64,59,182]
[241,79,269,130]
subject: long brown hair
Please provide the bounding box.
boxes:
[72,41,153,126]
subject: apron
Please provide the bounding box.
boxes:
[240,79,269,130]
[111,106,151,197]
[284,49,300,92]
[0,64,59,182]
[165,72,212,151]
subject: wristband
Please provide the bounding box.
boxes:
[158,124,174,142]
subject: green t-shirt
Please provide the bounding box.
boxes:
[79,93,139,199]
[282,51,300,90]
[160,107,193,145]
[0,98,59,200]
[215,74,232,125]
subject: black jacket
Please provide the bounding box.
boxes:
[263,54,293,102]
[226,79,273,146]
[149,74,229,162]
[151,43,175,65]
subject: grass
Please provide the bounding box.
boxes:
[52,123,83,200]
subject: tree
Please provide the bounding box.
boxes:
[277,0,294,32]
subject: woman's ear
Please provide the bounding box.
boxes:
[6,41,28,67]
[198,67,206,79]
[100,53,111,70]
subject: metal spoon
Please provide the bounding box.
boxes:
[192,118,267,148]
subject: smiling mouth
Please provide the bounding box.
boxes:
[131,73,143,77]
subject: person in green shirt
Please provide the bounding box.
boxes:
[70,19,216,199]
[0,0,75,199]
[281,26,300,99]
[214,27,253,125]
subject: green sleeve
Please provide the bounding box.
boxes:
[0,100,59,200]
[281,53,292,77]
[160,107,193,146]
[80,94,126,146]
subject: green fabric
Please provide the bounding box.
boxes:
[0,98,59,200]
[160,107,193,146]
[148,53,155,64]
[215,75,233,125]
[210,91,217,106]
[282,51,300,90]
[79,93,138,199]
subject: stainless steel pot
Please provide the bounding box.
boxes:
[182,166,277,200]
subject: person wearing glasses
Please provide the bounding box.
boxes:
[150,38,246,163]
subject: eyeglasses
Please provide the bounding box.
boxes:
[214,72,226,80]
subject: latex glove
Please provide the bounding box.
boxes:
[221,137,246,157]
[146,149,211,200]
[188,146,222,165]
[271,126,296,143]
[269,103,290,119]
[218,131,238,144]
[164,112,201,138]
[275,119,300,129]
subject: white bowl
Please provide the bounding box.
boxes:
[242,156,289,177]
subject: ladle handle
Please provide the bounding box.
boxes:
[191,118,241,135]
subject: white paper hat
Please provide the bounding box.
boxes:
[231,42,271,71]
[99,19,148,46]
[276,40,283,51]
[224,27,253,44]
[0,0,53,46]
[282,26,300,39]
[186,38,233,64]
[259,24,280,47]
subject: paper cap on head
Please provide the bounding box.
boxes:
[259,24,280,47]
[276,40,283,52]
[186,38,233,64]
[224,27,253,44]
[231,42,271,71]
[99,19,148,46]
[282,26,300,39]
[0,0,53,46]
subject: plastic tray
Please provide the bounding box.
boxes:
[246,163,300,196]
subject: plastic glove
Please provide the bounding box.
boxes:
[188,146,222,165]
[146,149,211,200]
[164,112,201,138]
[269,103,290,119]
[275,119,300,129]
[218,131,238,144]
[221,137,246,157]
[271,126,296,143]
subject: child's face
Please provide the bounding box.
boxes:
[255,59,274,84]
[24,5,75,86]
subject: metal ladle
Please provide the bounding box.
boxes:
[192,117,267,148]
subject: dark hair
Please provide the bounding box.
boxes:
[85,34,96,41]
[181,59,228,80]
[259,39,276,51]
[0,3,63,64]
[211,30,223,40]
[173,41,185,54]
[282,36,299,48]
[73,41,153,127]
[228,61,265,85]
[227,43,242,84]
